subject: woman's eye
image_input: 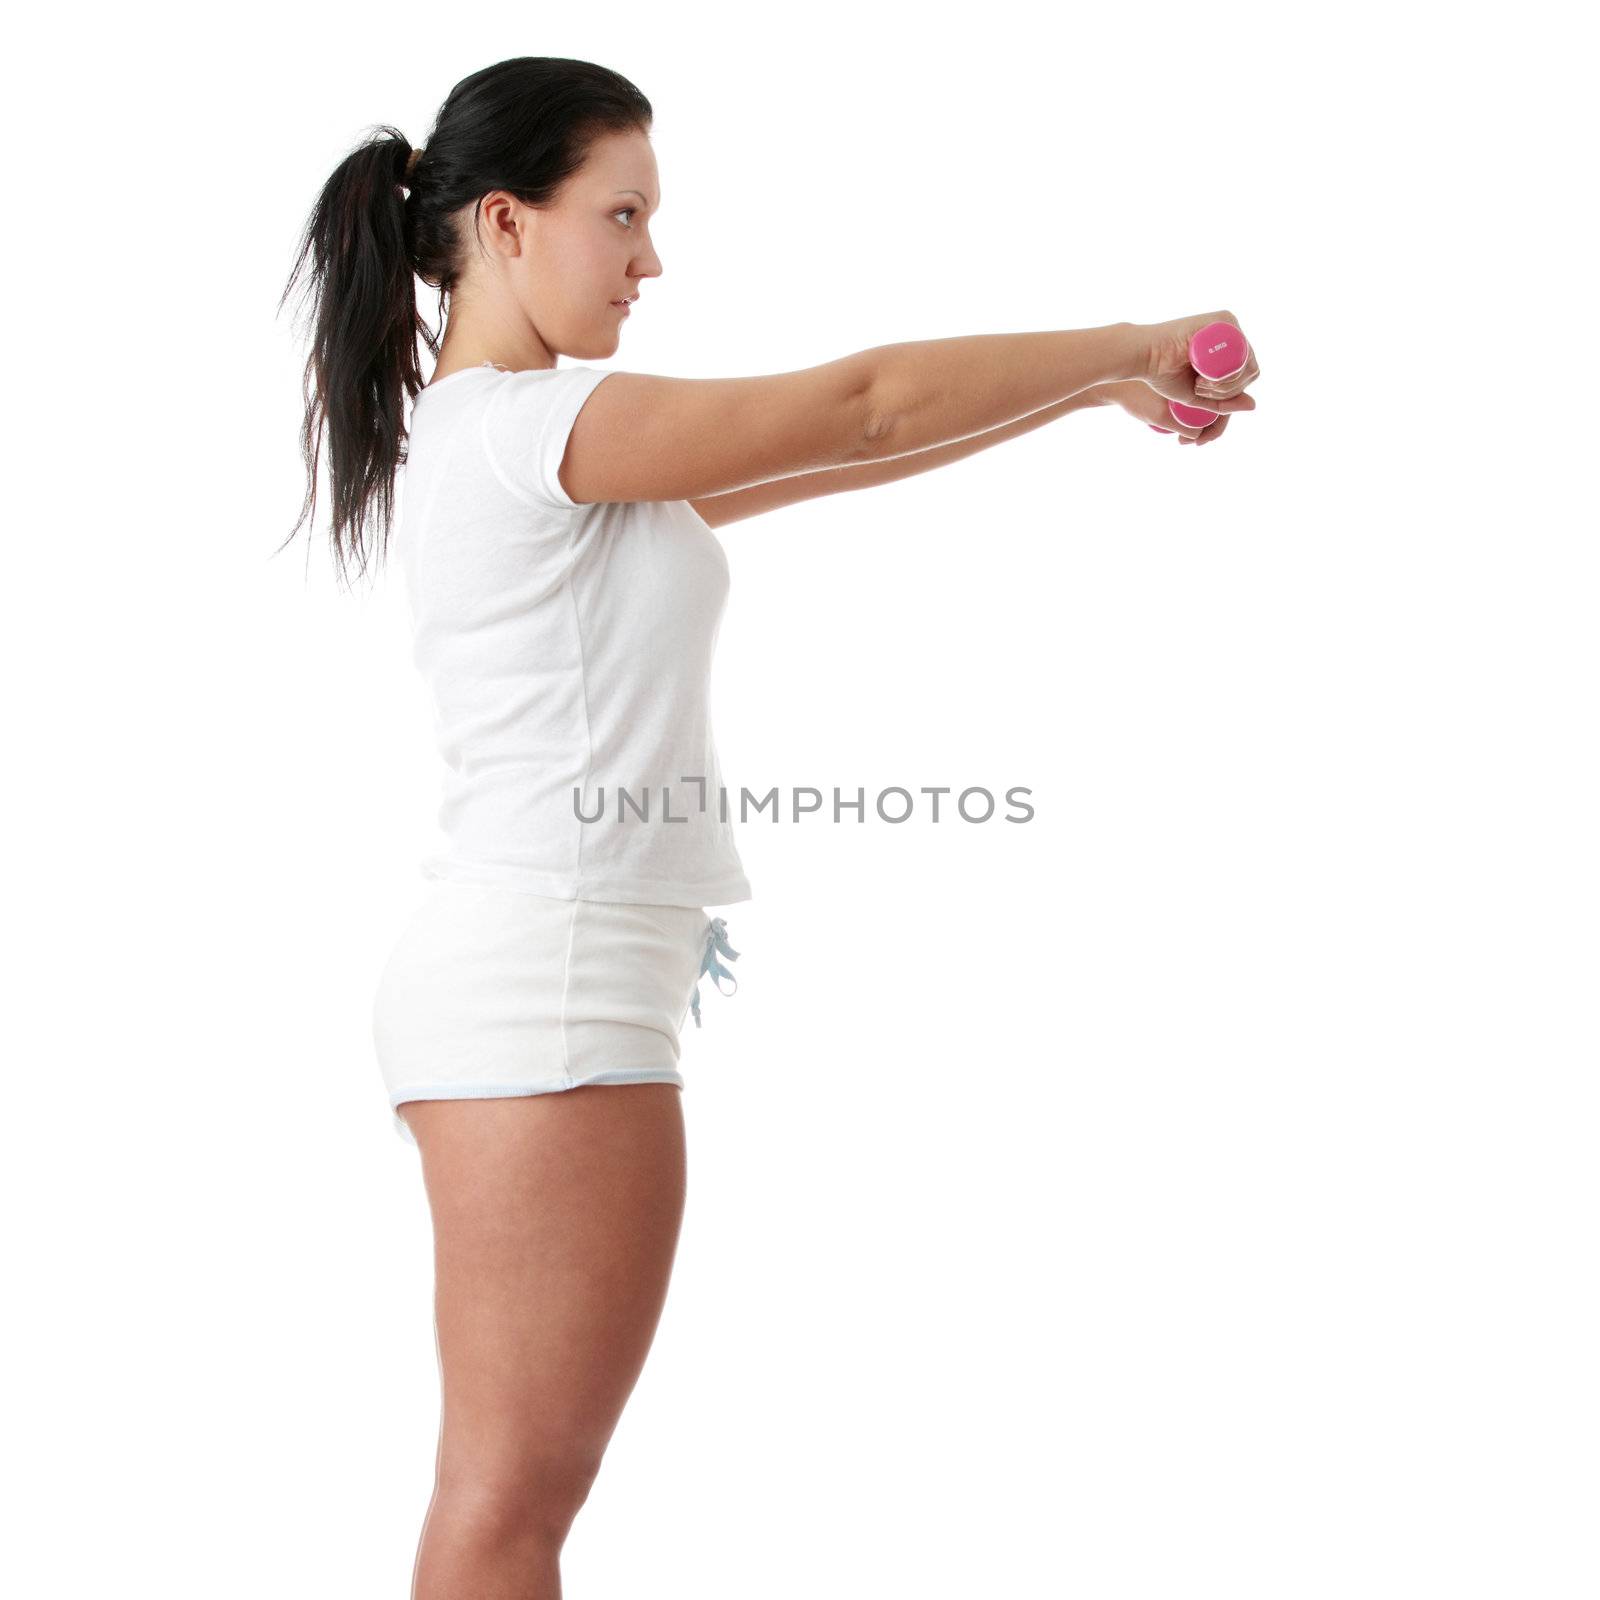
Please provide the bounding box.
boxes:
[614,208,636,227]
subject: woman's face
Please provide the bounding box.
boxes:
[470,125,663,363]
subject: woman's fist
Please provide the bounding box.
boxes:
[1132,312,1262,440]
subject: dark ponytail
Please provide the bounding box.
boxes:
[276,57,653,587]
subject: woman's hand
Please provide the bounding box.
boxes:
[1095,377,1254,445]
[1125,311,1262,442]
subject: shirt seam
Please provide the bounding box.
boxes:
[478,375,588,516]
[563,526,597,889]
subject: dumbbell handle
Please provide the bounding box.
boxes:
[1148,321,1251,436]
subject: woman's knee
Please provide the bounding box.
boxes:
[437,1444,606,1545]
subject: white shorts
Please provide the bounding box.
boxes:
[371,880,740,1147]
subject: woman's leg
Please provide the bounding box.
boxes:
[400,1082,687,1600]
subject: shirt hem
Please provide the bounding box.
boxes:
[420,858,753,908]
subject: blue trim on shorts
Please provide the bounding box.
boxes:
[389,1071,686,1147]
[389,1067,686,1110]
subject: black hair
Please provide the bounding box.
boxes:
[276,57,652,586]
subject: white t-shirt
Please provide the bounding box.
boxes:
[393,360,752,907]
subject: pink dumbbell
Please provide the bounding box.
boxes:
[1149,320,1251,435]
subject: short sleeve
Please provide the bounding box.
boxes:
[480,365,614,512]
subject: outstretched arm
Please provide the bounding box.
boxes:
[689,386,1114,530]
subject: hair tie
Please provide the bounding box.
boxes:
[404,146,423,184]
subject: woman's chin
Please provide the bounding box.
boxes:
[571,330,622,360]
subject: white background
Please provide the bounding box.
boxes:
[5,3,1594,1595]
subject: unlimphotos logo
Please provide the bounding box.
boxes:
[573,778,1035,824]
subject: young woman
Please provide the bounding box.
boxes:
[280,53,1258,1600]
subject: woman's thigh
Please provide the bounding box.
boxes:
[401,1082,687,1514]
